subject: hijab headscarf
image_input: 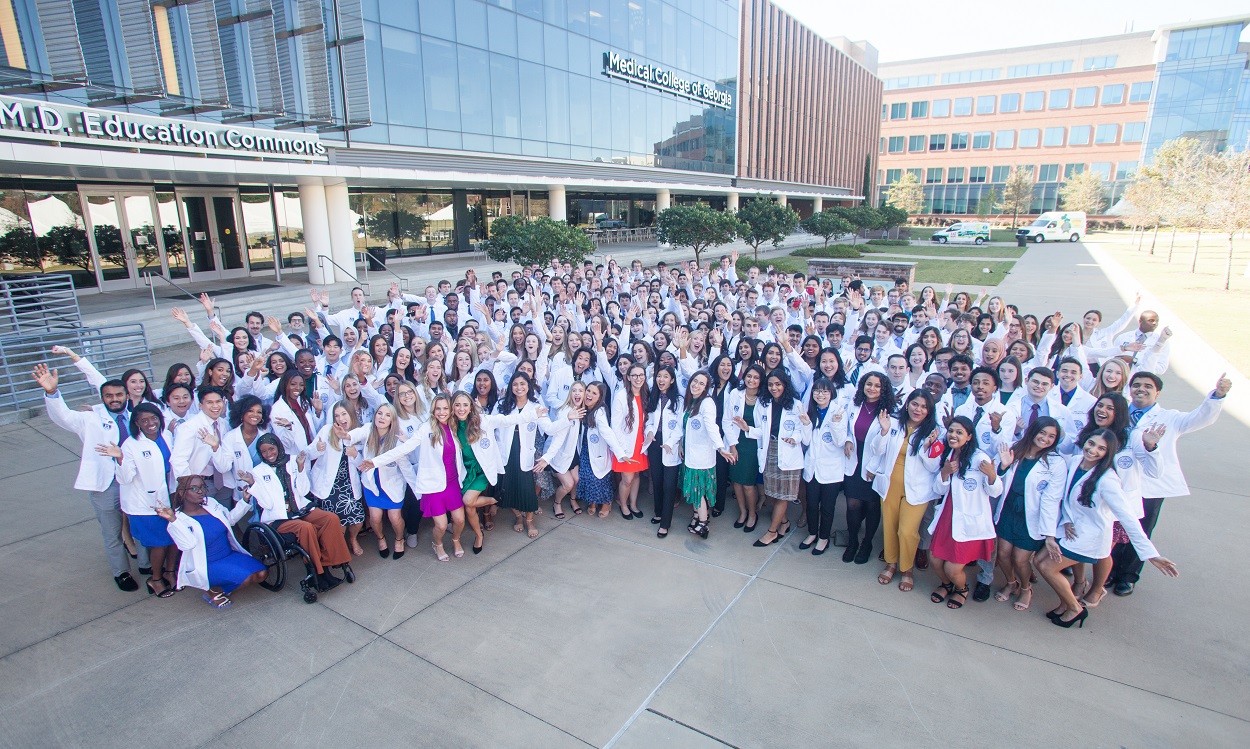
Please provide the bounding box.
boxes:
[257,433,299,515]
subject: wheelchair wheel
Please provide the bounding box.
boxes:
[341,563,355,584]
[299,576,318,604]
[243,523,286,591]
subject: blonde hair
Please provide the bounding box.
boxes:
[426,393,454,447]
[328,403,359,451]
[450,391,482,444]
[365,404,401,458]
[1092,357,1130,398]
[393,382,421,420]
[562,380,587,412]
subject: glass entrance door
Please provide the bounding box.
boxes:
[180,192,250,281]
[81,189,169,290]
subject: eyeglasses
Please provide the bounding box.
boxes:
[185,484,208,494]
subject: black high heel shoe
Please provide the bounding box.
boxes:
[1052,607,1088,629]
[743,518,757,533]
[734,516,746,529]
[842,537,859,563]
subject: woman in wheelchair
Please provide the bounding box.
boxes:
[243,433,354,592]
[157,475,266,609]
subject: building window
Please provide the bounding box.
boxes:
[1019,128,1041,148]
[888,136,905,153]
[976,95,996,115]
[1094,124,1118,144]
[970,166,988,183]
[1023,91,1045,111]
[1090,162,1113,179]
[953,97,973,116]
[1083,55,1118,71]
[885,74,937,90]
[1064,163,1085,178]
[885,169,902,184]
[907,168,923,179]
[941,68,1000,84]
[1069,125,1092,145]
[1129,81,1153,103]
[1049,89,1071,109]
[1101,84,1125,105]
[1039,164,1060,182]
[1123,122,1146,143]
[1043,127,1065,147]
[882,105,888,121]
[1007,60,1073,78]
[1165,24,1242,61]
[951,132,969,150]
[995,130,1015,149]
[1000,93,1020,113]
[947,167,965,184]
[926,167,943,184]
[890,102,908,120]
[908,134,926,152]
[1074,87,1098,107]
[929,134,947,151]
[972,131,992,149]
[911,100,929,118]
[879,137,886,153]
[1115,161,1138,180]
[991,165,1012,182]
[932,99,951,117]
[1017,164,1035,176]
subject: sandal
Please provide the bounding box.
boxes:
[513,519,524,533]
[572,502,584,515]
[201,591,232,609]
[1080,587,1107,608]
[527,522,538,539]
[553,503,566,520]
[484,516,494,531]
[433,543,450,562]
[994,581,1019,602]
[1014,586,1033,611]
[452,539,465,558]
[946,586,969,610]
[598,505,610,518]
[877,564,897,585]
[931,582,954,604]
[898,573,914,592]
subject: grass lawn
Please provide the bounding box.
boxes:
[913,259,1016,286]
[861,245,1026,259]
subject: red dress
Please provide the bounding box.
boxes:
[929,489,996,565]
[611,395,649,473]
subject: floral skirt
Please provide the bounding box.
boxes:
[682,466,717,507]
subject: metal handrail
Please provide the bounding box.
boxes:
[358,250,408,292]
[316,255,366,292]
[142,271,201,310]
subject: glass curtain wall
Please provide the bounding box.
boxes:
[0,181,94,287]
[1144,22,1249,159]
[350,189,456,258]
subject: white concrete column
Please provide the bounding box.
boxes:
[727,192,740,212]
[324,181,356,278]
[656,188,671,212]
[300,182,333,285]
[813,196,823,213]
[775,194,787,208]
[548,184,567,221]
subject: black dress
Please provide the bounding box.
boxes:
[497,429,538,512]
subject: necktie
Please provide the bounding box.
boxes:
[1061,389,1073,406]
[1129,408,1143,428]
[114,413,128,444]
[851,364,861,385]
[972,406,984,428]
[325,364,333,376]
[1029,403,1039,428]
[1132,332,1147,364]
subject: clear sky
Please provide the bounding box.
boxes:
[770,0,1250,62]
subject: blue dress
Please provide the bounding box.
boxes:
[193,514,265,594]
[578,427,613,505]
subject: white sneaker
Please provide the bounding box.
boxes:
[405,533,418,548]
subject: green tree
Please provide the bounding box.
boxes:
[41,225,90,271]
[886,171,925,216]
[486,215,595,268]
[1058,169,1108,216]
[975,187,1001,218]
[876,204,908,240]
[736,199,800,261]
[800,209,852,248]
[999,167,1036,228]
[656,204,742,266]
[0,224,44,271]
[837,205,881,244]
[365,209,427,251]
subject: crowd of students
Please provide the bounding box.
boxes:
[35,251,1230,626]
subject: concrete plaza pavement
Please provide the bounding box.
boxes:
[1,242,1248,747]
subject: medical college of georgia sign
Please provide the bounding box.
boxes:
[0,95,326,160]
[602,51,733,110]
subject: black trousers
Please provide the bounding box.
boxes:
[714,451,730,512]
[649,443,680,530]
[1110,496,1164,585]
[400,486,423,537]
[805,479,842,541]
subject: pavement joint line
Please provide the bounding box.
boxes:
[0,457,80,482]
[557,518,755,578]
[755,575,1250,725]
[379,633,597,748]
[643,708,741,748]
[0,517,97,551]
[601,532,792,749]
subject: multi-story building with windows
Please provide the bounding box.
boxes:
[876,15,1250,217]
[0,0,880,294]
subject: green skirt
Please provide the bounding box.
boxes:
[728,437,759,485]
[682,466,717,506]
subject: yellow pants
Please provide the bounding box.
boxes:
[881,489,929,572]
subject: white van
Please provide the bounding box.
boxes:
[930,221,990,245]
[1016,211,1086,243]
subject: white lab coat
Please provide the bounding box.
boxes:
[114,431,176,516]
[348,425,418,501]
[1007,391,1078,450]
[270,397,325,458]
[583,407,626,479]
[248,461,313,523]
[744,399,810,472]
[644,397,685,468]
[171,411,233,487]
[867,418,942,506]
[930,449,1003,542]
[306,423,363,501]
[954,397,1018,456]
[802,405,853,484]
[1130,394,1223,499]
[1057,464,1159,560]
[43,392,122,492]
[992,452,1068,540]
[541,406,586,473]
[493,401,546,471]
[166,499,253,591]
[681,397,724,471]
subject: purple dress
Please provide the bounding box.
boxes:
[422,424,465,517]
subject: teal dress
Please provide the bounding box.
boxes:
[728,401,760,485]
[457,421,489,493]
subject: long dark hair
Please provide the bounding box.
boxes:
[807,377,837,427]
[498,371,535,415]
[265,351,294,382]
[852,371,897,414]
[647,365,680,413]
[760,369,799,410]
[1010,415,1062,464]
[276,369,309,408]
[709,353,737,391]
[229,394,271,429]
[1074,428,1121,508]
[624,364,649,429]
[473,369,500,412]
[390,346,416,382]
[228,326,255,354]
[900,389,937,456]
[816,347,848,389]
[160,363,195,399]
[945,415,977,478]
[119,368,159,407]
[683,371,713,417]
[586,381,611,429]
[1078,393,1129,449]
